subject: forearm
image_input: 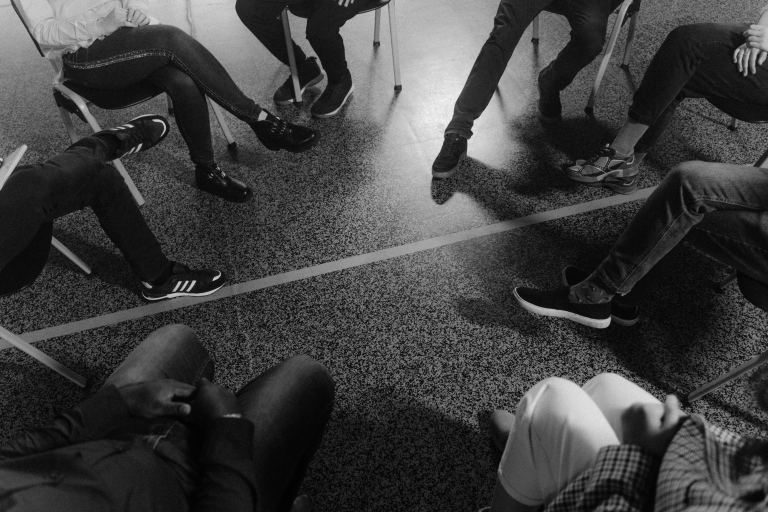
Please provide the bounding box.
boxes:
[0,386,130,459]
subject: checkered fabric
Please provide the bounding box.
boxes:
[544,444,658,512]
[656,415,768,511]
[543,415,768,512]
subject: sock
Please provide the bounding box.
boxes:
[569,276,614,304]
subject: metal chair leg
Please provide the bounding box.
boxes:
[374,8,382,47]
[281,8,303,106]
[51,237,92,275]
[388,1,402,91]
[728,116,738,131]
[531,15,540,43]
[0,325,87,387]
[585,0,633,117]
[688,351,768,402]
[208,99,238,152]
[621,12,638,68]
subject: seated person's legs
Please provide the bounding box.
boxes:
[536,0,618,123]
[515,160,768,327]
[236,355,335,512]
[568,23,768,192]
[105,324,213,387]
[0,119,226,301]
[491,376,629,510]
[304,0,361,118]
[62,25,318,200]
[433,0,555,178]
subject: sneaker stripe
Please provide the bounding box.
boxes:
[152,118,169,137]
[173,281,184,292]
[185,280,197,292]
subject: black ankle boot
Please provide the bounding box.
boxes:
[195,163,252,202]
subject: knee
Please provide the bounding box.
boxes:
[661,23,712,53]
[235,0,274,25]
[667,160,709,191]
[152,24,194,50]
[524,377,583,426]
[287,355,335,403]
[583,372,630,390]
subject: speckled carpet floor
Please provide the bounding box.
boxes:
[1,0,768,510]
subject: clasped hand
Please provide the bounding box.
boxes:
[734,25,768,76]
[101,7,151,34]
[118,377,240,422]
[621,395,687,458]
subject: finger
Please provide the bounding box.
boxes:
[751,48,759,74]
[171,382,196,397]
[742,51,751,76]
[760,52,768,66]
[735,49,743,70]
[661,395,682,427]
[733,48,740,64]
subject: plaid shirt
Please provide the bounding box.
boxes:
[544,416,768,512]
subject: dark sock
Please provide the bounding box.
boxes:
[569,275,614,304]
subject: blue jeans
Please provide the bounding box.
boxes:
[446,0,621,138]
[63,25,263,167]
[105,325,335,512]
[592,162,768,295]
[631,24,768,153]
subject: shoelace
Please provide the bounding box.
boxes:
[269,117,291,137]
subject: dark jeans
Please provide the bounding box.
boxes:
[105,325,335,512]
[0,138,169,282]
[236,0,367,83]
[592,161,768,295]
[63,25,263,167]
[632,23,768,153]
[446,0,621,138]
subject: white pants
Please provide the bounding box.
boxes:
[497,373,661,506]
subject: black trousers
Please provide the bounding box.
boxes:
[236,0,370,83]
[0,137,170,283]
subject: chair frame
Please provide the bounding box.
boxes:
[531,0,640,117]
[687,147,768,402]
[11,0,238,207]
[281,0,401,107]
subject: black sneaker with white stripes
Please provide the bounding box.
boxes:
[141,262,226,301]
[95,115,170,160]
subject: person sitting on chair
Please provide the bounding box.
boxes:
[512,158,768,329]
[235,0,381,118]
[0,115,226,301]
[16,0,320,202]
[431,0,625,179]
[566,10,768,194]
[0,323,335,512]
[481,372,768,511]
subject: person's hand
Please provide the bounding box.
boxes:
[621,395,687,458]
[117,379,196,418]
[733,43,768,76]
[126,8,151,27]
[337,0,355,7]
[745,24,768,52]
[189,378,241,424]
[100,7,133,34]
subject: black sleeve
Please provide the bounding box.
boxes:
[0,386,131,459]
[191,417,259,512]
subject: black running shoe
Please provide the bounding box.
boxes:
[195,163,252,202]
[274,57,324,105]
[561,266,640,326]
[513,286,611,328]
[432,133,467,179]
[311,73,354,119]
[95,115,170,159]
[141,262,226,301]
[252,110,319,152]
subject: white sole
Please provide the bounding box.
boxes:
[513,288,610,329]
[311,85,354,119]
[143,282,225,302]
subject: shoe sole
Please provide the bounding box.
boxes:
[560,269,640,326]
[513,287,611,329]
[274,73,325,105]
[262,130,321,153]
[567,165,639,184]
[311,85,355,119]
[432,149,466,179]
[142,281,226,302]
